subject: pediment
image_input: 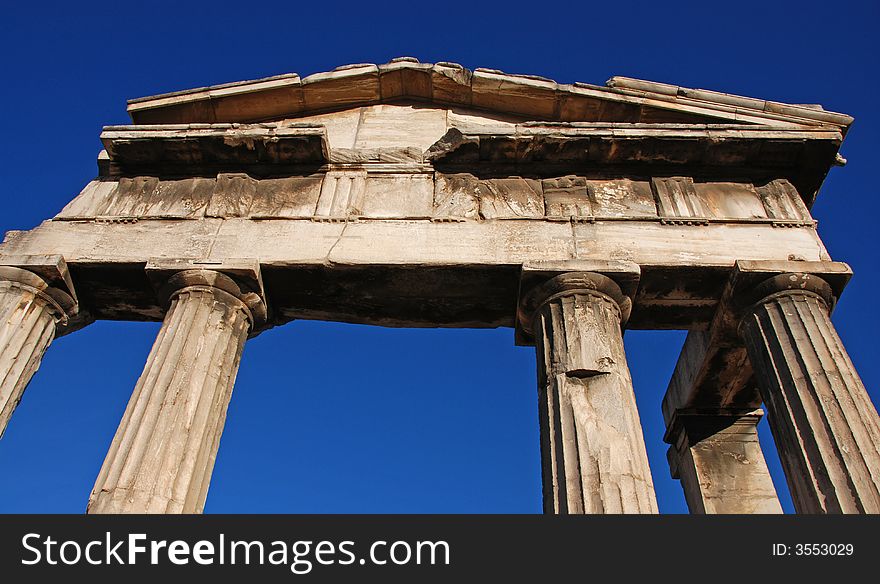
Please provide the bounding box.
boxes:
[100,59,853,205]
[126,58,853,132]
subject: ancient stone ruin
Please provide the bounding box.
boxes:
[1,58,877,514]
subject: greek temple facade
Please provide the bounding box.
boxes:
[1,58,877,514]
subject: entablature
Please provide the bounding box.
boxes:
[0,59,855,335]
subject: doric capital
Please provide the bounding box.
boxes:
[518,271,632,340]
[727,260,849,309]
[743,272,835,313]
[697,260,851,346]
[146,259,268,331]
[732,266,846,342]
[0,255,78,325]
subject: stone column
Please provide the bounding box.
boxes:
[666,409,782,514]
[88,269,265,514]
[0,265,76,439]
[525,272,657,514]
[739,273,880,513]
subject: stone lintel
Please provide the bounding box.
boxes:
[515,260,640,346]
[145,258,267,331]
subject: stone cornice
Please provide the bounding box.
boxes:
[100,123,328,175]
[426,125,841,205]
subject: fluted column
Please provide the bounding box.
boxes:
[524,272,657,514]
[0,266,76,439]
[666,409,782,514]
[88,269,265,514]
[740,273,880,513]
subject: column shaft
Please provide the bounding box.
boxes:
[667,411,782,514]
[534,279,657,514]
[89,276,254,513]
[741,280,880,513]
[0,268,72,438]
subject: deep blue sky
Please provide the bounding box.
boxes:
[0,1,877,513]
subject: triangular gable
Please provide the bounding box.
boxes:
[126,57,853,132]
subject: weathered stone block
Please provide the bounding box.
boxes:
[542,176,592,219]
[478,178,544,219]
[588,179,657,218]
[361,174,434,219]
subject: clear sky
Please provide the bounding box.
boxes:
[0,0,877,514]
